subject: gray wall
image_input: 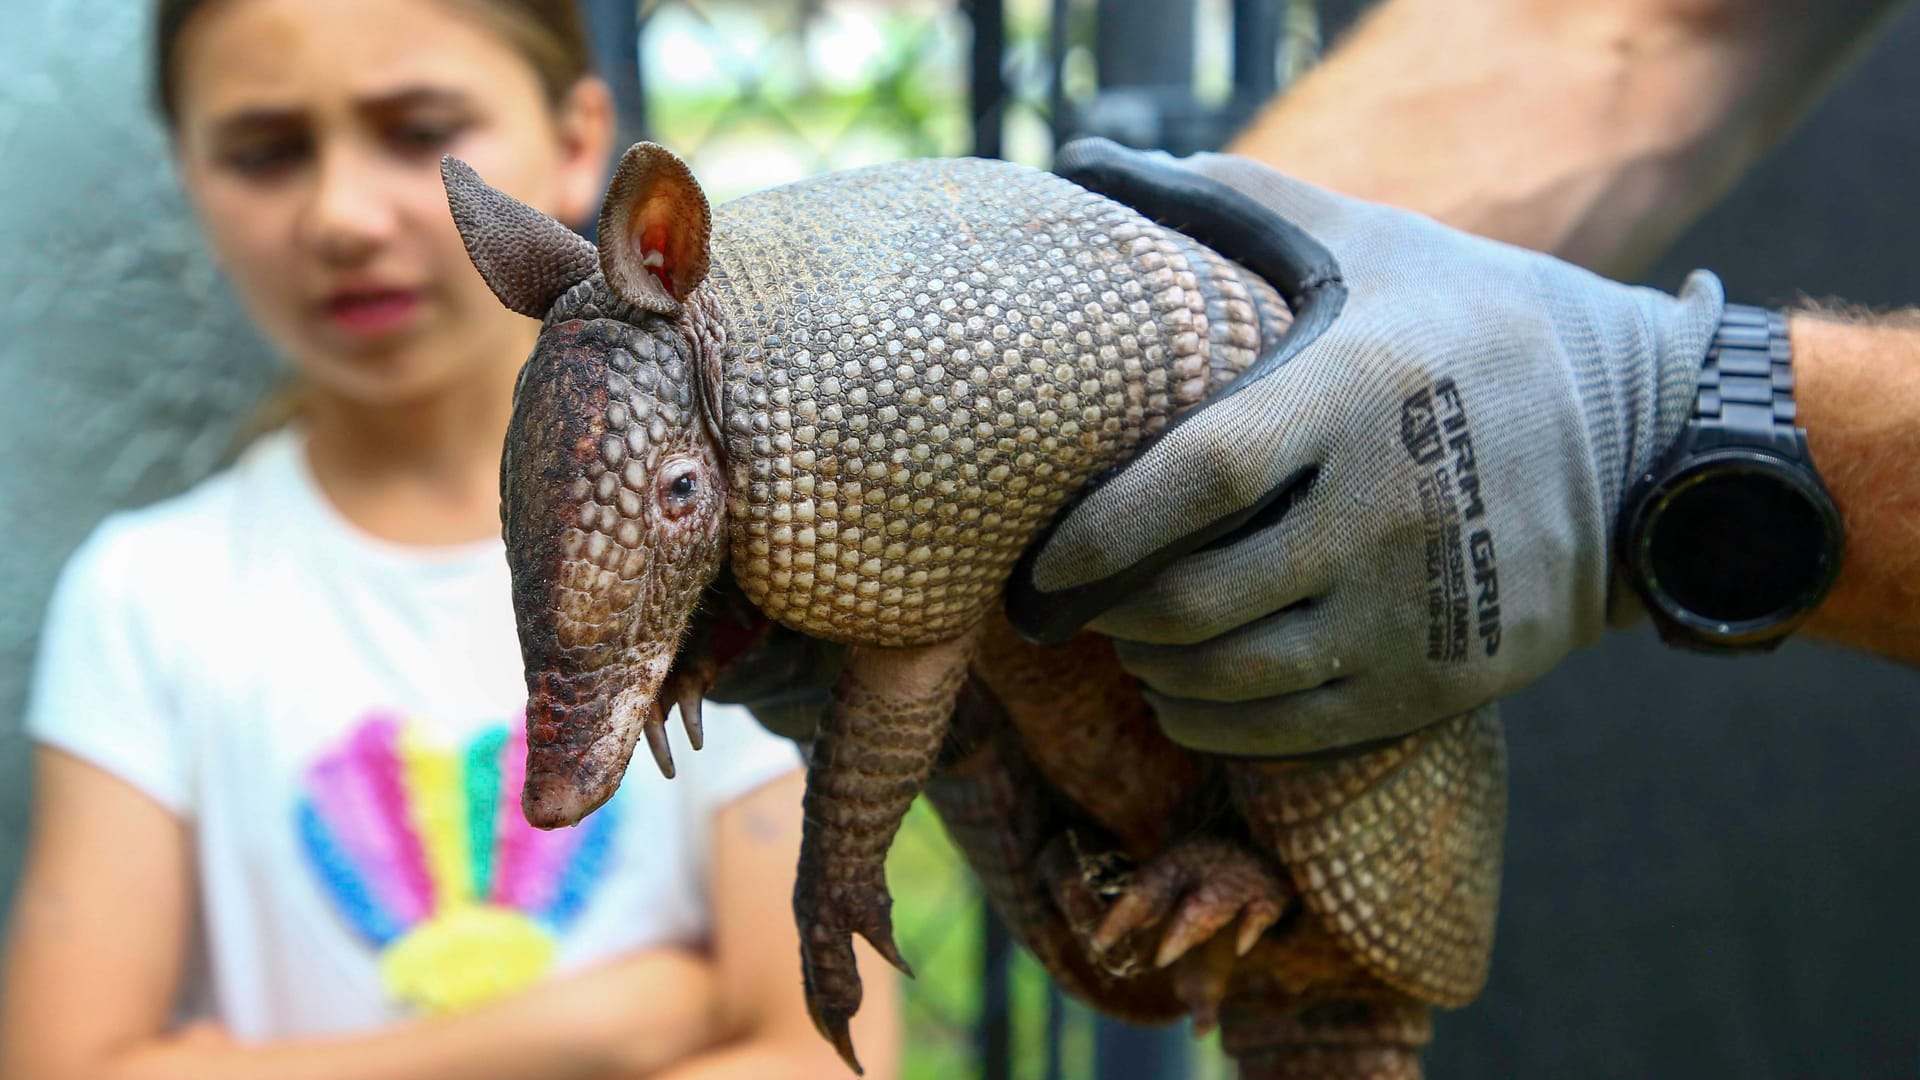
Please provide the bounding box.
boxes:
[0,1,277,904]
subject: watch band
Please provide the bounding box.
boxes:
[1622,299,1841,652]
[1692,303,1803,457]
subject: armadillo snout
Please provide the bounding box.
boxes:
[521,655,668,828]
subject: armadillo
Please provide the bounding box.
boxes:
[440,142,1506,1077]
[940,618,1503,1078]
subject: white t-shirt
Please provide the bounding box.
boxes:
[24,427,801,1041]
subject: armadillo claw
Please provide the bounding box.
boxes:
[1171,934,1239,1038]
[678,692,704,751]
[795,874,916,1074]
[643,717,675,779]
[798,868,915,977]
[800,924,867,1075]
[1154,883,1284,969]
[803,975,863,1075]
[1234,904,1281,959]
[1092,884,1175,956]
[1091,836,1291,971]
[868,922,913,979]
[662,672,705,753]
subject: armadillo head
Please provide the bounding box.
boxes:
[444,144,727,828]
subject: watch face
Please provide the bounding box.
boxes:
[1642,458,1837,628]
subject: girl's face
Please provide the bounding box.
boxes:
[171,0,611,406]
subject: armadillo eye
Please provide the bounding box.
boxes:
[657,460,702,520]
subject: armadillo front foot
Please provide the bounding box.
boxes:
[796,868,912,1075]
[792,636,974,1073]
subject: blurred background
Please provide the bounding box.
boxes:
[2,1,1916,1077]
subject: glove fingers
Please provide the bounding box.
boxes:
[1088,506,1330,645]
[1143,678,1430,759]
[1029,369,1330,595]
[1111,602,1344,704]
[1055,137,1356,237]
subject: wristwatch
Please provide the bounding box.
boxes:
[1616,303,1844,653]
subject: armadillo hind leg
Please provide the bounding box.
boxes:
[971,617,1203,860]
[1229,707,1507,1009]
[1039,831,1290,1037]
[1090,835,1292,983]
[794,634,975,1074]
[924,681,1188,1025]
[1222,997,1433,1080]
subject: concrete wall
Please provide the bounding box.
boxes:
[0,1,278,904]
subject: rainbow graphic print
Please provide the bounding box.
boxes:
[296,711,620,1014]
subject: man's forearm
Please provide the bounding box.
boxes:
[1791,311,1920,662]
[1229,0,1904,275]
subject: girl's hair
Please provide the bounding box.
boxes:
[153,0,595,128]
[153,0,599,450]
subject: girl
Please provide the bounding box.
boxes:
[0,1,898,1077]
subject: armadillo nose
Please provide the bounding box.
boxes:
[521,767,610,830]
[521,682,620,829]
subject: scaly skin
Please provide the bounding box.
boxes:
[692,163,1285,1064]
[705,157,1287,647]
[444,144,1502,1076]
[971,618,1204,860]
[945,618,1505,1077]
[793,635,975,1068]
[922,680,1190,1023]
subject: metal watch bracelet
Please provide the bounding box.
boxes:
[1691,304,1803,457]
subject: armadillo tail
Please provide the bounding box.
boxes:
[1222,998,1432,1080]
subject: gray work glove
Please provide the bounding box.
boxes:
[1008,138,1725,756]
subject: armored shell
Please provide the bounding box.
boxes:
[703,157,1288,646]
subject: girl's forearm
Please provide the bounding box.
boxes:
[650,1039,872,1080]
[108,1014,589,1080]
[103,948,719,1080]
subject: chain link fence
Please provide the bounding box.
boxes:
[590,3,1320,1074]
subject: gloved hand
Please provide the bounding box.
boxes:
[1008,138,1725,757]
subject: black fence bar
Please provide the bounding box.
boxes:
[1097,0,1195,88]
[1233,0,1280,101]
[980,907,1014,1080]
[1096,1015,1187,1080]
[1065,0,1288,153]
[585,0,646,145]
[965,0,1007,158]
[582,0,647,243]
[1044,983,1065,1080]
[1047,0,1071,149]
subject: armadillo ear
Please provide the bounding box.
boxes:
[442,156,599,319]
[597,143,712,315]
